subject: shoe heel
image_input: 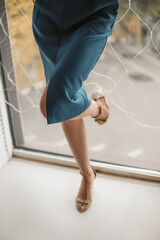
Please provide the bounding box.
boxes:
[91,88,105,100]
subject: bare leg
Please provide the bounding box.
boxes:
[62,119,92,175]
[61,118,96,211]
[39,83,103,212]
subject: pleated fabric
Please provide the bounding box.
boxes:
[32,0,119,124]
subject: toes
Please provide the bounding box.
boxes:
[77,203,86,212]
[98,120,105,125]
[80,204,86,211]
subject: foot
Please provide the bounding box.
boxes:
[92,97,110,124]
[76,166,96,212]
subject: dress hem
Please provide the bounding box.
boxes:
[47,97,92,124]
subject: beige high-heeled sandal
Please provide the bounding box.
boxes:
[91,88,110,125]
[76,166,97,213]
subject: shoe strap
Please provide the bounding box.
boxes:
[91,106,101,119]
[76,198,91,204]
[80,166,97,178]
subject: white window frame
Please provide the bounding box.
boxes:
[0,69,12,168]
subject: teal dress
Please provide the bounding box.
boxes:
[32,0,119,124]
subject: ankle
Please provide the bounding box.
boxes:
[91,100,100,118]
[80,166,94,177]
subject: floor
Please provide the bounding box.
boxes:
[0,157,160,240]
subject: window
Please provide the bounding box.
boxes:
[1,0,160,178]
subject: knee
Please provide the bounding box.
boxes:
[40,95,47,118]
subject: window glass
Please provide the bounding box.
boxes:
[4,0,160,171]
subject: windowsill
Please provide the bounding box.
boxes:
[12,147,160,183]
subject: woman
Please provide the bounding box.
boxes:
[32,0,119,213]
